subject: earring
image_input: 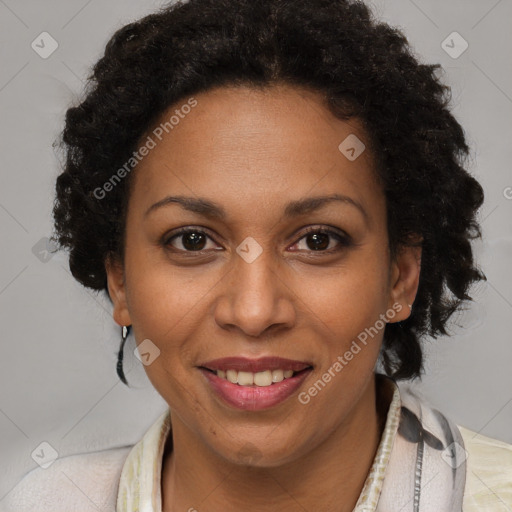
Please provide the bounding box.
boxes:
[116,325,131,385]
[408,304,412,309]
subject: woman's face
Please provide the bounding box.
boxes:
[106,84,420,466]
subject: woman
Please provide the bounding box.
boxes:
[4,0,511,510]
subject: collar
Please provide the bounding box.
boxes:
[116,375,401,512]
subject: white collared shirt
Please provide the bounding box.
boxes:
[3,379,512,511]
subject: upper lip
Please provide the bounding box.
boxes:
[199,356,313,373]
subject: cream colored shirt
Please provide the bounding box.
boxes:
[3,380,512,511]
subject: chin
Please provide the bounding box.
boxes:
[209,433,309,469]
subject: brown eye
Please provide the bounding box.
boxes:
[162,225,351,256]
[304,231,330,251]
[164,228,216,252]
[293,227,351,253]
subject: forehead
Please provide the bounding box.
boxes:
[128,84,383,223]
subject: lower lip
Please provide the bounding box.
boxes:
[199,368,312,411]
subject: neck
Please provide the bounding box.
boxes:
[162,374,389,512]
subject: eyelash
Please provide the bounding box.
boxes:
[162,225,352,256]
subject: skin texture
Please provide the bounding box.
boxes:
[106,84,421,512]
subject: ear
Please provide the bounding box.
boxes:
[105,254,132,327]
[387,241,422,323]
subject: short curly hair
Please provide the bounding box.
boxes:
[52,0,486,382]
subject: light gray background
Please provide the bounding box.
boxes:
[1,0,511,502]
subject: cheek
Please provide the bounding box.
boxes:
[301,250,390,333]
[122,251,201,377]
[124,242,207,336]
[123,260,198,402]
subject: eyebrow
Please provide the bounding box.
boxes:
[144,193,369,224]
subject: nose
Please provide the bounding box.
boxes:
[213,245,296,339]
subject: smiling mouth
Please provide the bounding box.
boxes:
[199,367,313,387]
[198,356,314,410]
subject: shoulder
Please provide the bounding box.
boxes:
[1,445,133,512]
[459,425,512,511]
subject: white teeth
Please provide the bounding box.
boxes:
[237,371,254,386]
[254,370,272,386]
[272,369,284,383]
[215,368,299,387]
[226,369,238,384]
